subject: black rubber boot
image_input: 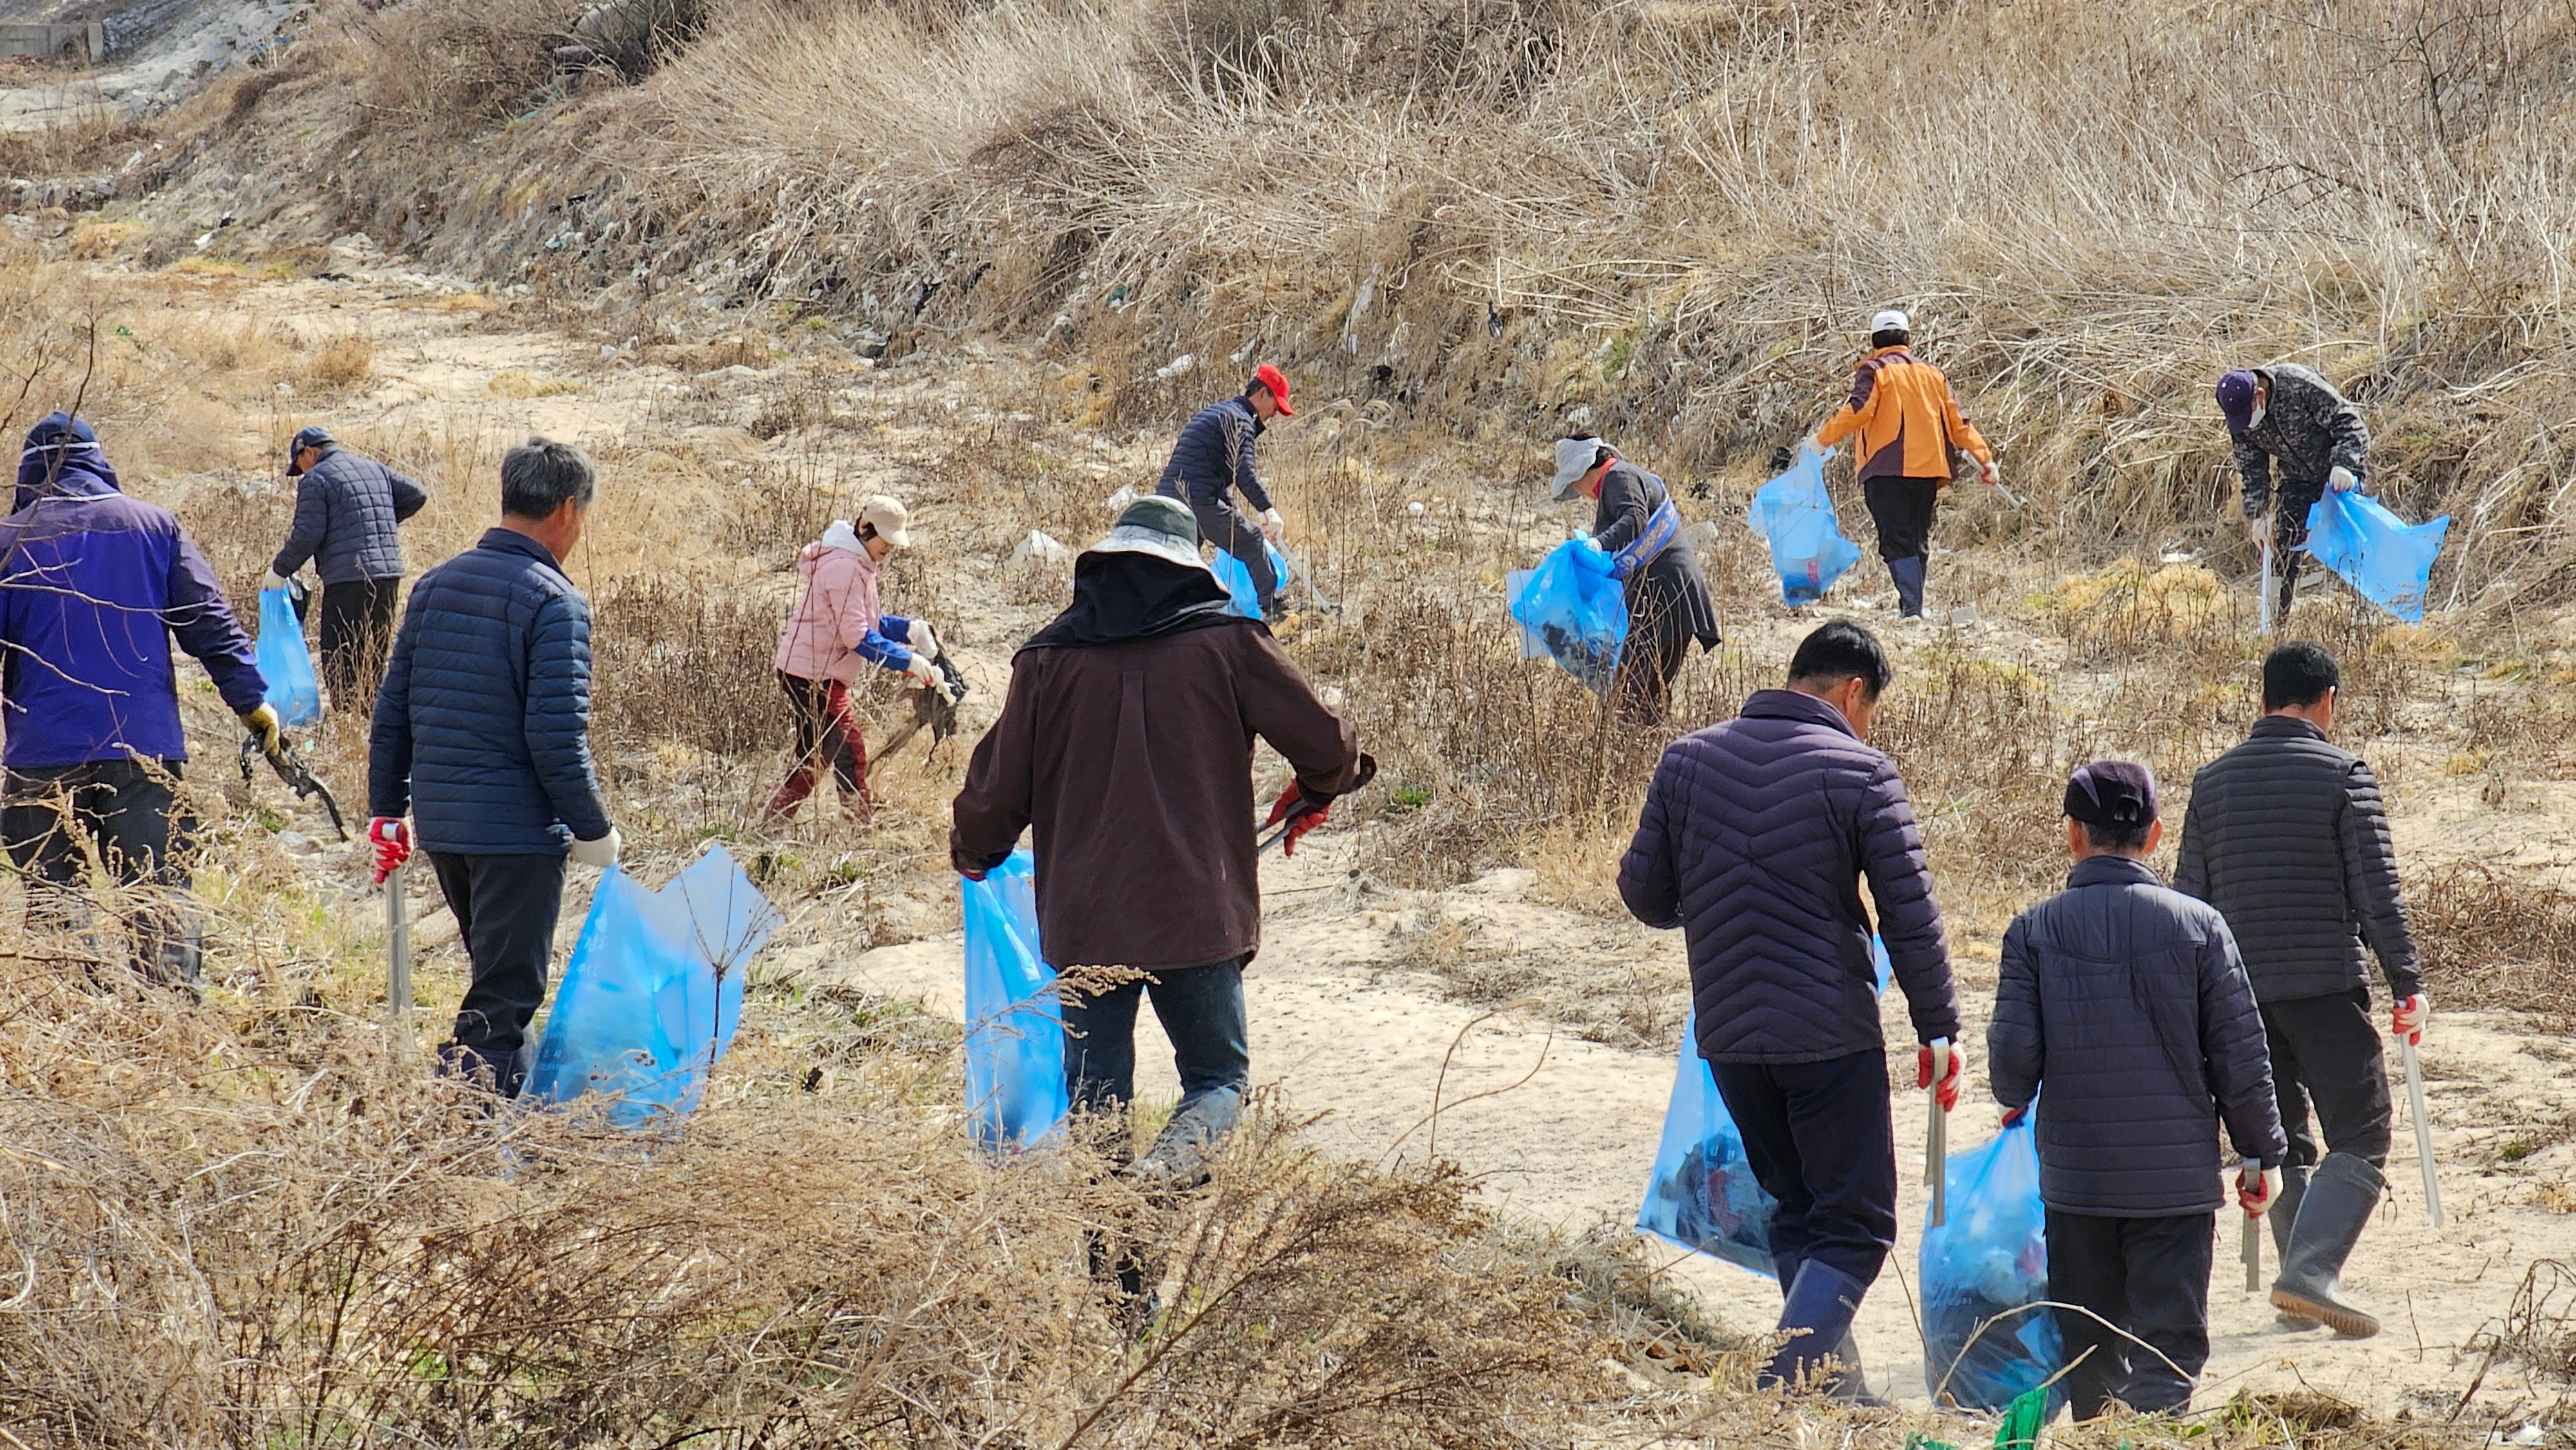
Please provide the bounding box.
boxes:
[1822,1327,1891,1408]
[2270,1152,2383,1338]
[1888,555,1927,618]
[1762,1259,1868,1393]
[1122,1086,1243,1192]
[2268,1163,2309,1261]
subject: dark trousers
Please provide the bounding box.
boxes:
[1862,476,1940,561]
[318,576,402,708]
[2045,1208,2215,1419]
[429,850,569,1097]
[1710,1049,1899,1290]
[1061,959,1251,1118]
[2269,476,2329,612]
[768,671,871,820]
[1191,501,1279,614]
[1,759,198,986]
[2261,988,2392,1167]
[1616,568,1691,727]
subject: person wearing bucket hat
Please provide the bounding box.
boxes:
[952,493,1368,1202]
[2215,364,2370,617]
[1155,363,1296,620]
[1548,434,1720,725]
[1807,309,1998,620]
[764,493,951,828]
[265,424,429,708]
[1988,760,2284,1421]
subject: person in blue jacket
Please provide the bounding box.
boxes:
[1155,363,1294,620]
[0,413,279,987]
[365,437,619,1097]
[1987,762,2287,1422]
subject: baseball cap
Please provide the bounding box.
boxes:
[858,494,913,549]
[2063,761,2159,829]
[1252,362,1295,417]
[1550,435,1606,499]
[286,425,334,475]
[1870,308,1910,335]
[2215,370,2259,435]
[1085,494,1210,574]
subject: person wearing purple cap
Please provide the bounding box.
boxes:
[2214,364,2369,616]
[1987,761,2286,1422]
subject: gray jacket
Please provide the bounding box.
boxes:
[2232,363,2369,520]
[2174,715,2423,1002]
[1989,854,2286,1216]
[272,446,428,584]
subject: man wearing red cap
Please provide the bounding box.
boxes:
[1156,364,1295,621]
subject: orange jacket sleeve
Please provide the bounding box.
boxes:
[1942,376,1993,465]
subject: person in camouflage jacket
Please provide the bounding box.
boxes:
[2215,364,2369,613]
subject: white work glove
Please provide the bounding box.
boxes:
[904,654,942,690]
[2391,992,2430,1046]
[2238,1160,2284,1216]
[569,827,621,869]
[2329,465,2360,493]
[2248,511,2275,547]
[261,569,290,592]
[904,619,938,659]
[1260,507,1286,544]
[1798,429,1823,458]
[1978,457,2001,489]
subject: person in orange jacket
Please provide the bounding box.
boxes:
[1810,310,1998,620]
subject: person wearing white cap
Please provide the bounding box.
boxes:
[1548,435,1721,725]
[765,493,949,827]
[1808,310,1998,620]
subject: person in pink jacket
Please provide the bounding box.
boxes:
[767,495,942,825]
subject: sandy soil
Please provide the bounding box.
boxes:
[42,247,2576,1434]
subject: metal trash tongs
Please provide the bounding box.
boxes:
[1924,1039,1952,1228]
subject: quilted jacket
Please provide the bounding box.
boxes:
[367,528,612,854]
[773,531,915,684]
[0,415,266,768]
[2174,715,2423,1002]
[2231,363,2369,520]
[1987,854,2287,1216]
[1815,346,1993,484]
[1155,395,1271,513]
[271,446,429,584]
[1618,688,1962,1063]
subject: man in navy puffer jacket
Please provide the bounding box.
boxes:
[367,437,619,1097]
[1988,762,2286,1422]
[1619,619,1964,1402]
[1155,363,1293,619]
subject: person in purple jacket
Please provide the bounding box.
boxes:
[0,413,278,987]
[1618,619,1965,1404]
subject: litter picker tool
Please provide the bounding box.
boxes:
[1257,755,1378,856]
[2402,1037,2443,1227]
[2242,1160,2262,1294]
[385,859,412,1038]
[2259,539,2275,636]
[1275,542,1340,615]
[1924,1039,1951,1229]
[866,648,970,777]
[239,731,348,841]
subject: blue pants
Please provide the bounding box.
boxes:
[1061,959,1250,1117]
[1711,1049,1899,1291]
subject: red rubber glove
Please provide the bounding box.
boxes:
[1263,781,1331,857]
[2238,1161,2284,1216]
[1917,1039,1967,1113]
[368,817,411,885]
[2391,993,2429,1046]
[1999,1104,2028,1129]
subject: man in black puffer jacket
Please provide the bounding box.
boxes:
[265,426,428,706]
[1620,620,1963,1402]
[2175,641,2425,1339]
[1989,762,2286,1421]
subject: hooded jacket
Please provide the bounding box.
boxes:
[949,552,1361,970]
[1814,346,1993,484]
[0,414,266,769]
[1987,854,2286,1216]
[271,445,428,584]
[1155,395,1271,513]
[773,522,915,683]
[366,527,611,854]
[1618,688,1961,1063]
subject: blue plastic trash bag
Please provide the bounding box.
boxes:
[962,849,1068,1149]
[1639,943,1893,1277]
[2304,489,2449,623]
[526,843,782,1130]
[255,585,321,726]
[1920,1118,2065,1415]
[1746,446,1862,607]
[1636,1010,1776,1277]
[1210,540,1292,620]
[1507,536,1628,693]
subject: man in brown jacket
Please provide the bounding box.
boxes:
[952,495,1367,1182]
